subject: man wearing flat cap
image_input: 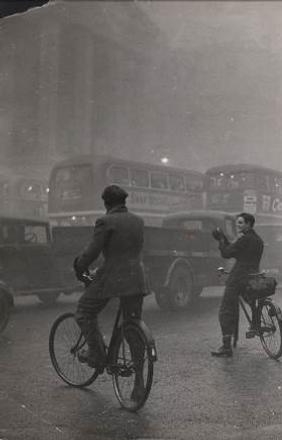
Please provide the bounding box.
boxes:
[73,185,147,398]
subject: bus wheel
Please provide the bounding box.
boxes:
[154,287,170,310]
[37,292,60,305]
[168,267,193,311]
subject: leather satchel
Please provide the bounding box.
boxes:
[245,275,277,299]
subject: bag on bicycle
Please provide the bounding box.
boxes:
[245,275,277,300]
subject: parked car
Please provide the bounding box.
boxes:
[0,216,77,313]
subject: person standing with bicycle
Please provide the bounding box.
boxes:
[73,184,148,400]
[211,212,264,357]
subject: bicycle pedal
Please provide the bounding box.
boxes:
[245,330,257,339]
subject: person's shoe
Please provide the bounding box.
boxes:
[246,327,257,339]
[78,349,105,372]
[211,345,233,357]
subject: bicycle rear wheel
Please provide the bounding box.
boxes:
[49,312,99,387]
[258,299,282,360]
[111,322,155,412]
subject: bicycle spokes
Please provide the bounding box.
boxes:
[49,313,99,387]
[111,324,154,412]
[258,301,282,360]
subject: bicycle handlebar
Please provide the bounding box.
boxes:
[217,267,267,277]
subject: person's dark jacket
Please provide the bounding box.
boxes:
[74,205,148,298]
[219,229,264,287]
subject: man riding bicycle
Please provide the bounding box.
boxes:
[73,184,148,400]
[211,212,264,357]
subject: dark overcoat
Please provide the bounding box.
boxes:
[75,205,147,299]
[219,228,264,287]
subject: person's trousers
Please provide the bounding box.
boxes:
[75,293,144,368]
[219,284,240,336]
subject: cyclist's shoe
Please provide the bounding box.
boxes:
[78,349,105,372]
[211,345,233,357]
[245,327,257,339]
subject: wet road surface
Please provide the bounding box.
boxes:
[2,288,282,440]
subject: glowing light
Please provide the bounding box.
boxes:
[161,157,169,164]
[219,172,224,177]
[46,187,50,193]
[28,186,33,191]
[71,216,76,221]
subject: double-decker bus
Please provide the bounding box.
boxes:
[204,164,282,221]
[48,155,204,226]
[0,171,48,219]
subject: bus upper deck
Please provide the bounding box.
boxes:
[48,155,205,226]
[204,163,282,219]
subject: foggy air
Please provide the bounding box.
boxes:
[1,2,282,440]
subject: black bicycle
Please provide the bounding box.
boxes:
[49,274,157,412]
[218,267,282,360]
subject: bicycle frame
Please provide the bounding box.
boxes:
[106,304,157,372]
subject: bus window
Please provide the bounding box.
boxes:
[186,175,203,192]
[54,165,92,200]
[150,172,168,189]
[20,181,42,200]
[109,165,129,185]
[131,169,149,188]
[0,181,9,198]
[169,174,185,192]
[256,174,271,192]
[237,172,255,188]
[208,174,225,189]
[273,176,282,195]
[226,174,240,189]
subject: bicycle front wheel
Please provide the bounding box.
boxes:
[49,312,99,387]
[111,322,155,412]
[258,299,282,360]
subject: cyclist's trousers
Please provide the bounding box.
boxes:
[75,294,143,356]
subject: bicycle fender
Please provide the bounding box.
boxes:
[271,301,282,320]
[263,298,282,320]
[129,319,158,362]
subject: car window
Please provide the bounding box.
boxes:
[181,220,203,230]
[0,222,48,245]
[1,225,18,244]
[22,225,48,244]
